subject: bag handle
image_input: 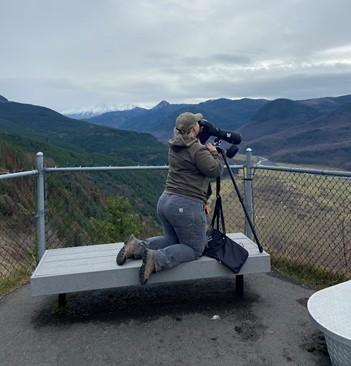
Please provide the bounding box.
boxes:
[210,177,226,233]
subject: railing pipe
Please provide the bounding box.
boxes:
[35,152,46,261]
[0,170,38,180]
[45,165,169,172]
[244,148,255,240]
[255,165,351,177]
[45,164,244,173]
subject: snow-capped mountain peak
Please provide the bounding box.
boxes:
[62,103,139,119]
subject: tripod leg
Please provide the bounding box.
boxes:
[220,150,263,253]
[236,275,244,296]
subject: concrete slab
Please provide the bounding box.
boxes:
[0,273,331,366]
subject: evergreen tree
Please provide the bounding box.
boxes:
[91,196,142,242]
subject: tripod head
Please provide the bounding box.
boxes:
[197,120,241,159]
[212,138,239,159]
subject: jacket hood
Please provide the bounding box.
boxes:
[168,129,198,148]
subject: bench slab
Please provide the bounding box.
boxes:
[31,233,271,296]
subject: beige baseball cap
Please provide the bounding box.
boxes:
[175,112,203,133]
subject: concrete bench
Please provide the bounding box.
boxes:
[31,232,270,303]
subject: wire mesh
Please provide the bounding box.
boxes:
[45,170,167,249]
[1,164,350,295]
[0,176,36,294]
[253,168,351,283]
[208,168,246,234]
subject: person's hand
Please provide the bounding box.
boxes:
[206,143,217,153]
[204,203,210,215]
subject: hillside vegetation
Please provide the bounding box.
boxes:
[0,100,168,165]
[0,100,169,292]
[240,98,351,170]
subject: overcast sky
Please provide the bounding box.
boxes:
[1,0,351,112]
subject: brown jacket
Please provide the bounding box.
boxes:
[165,132,224,203]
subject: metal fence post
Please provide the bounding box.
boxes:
[244,148,255,240]
[36,152,46,261]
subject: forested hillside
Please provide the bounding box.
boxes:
[0,100,168,165]
[0,99,169,286]
[0,131,166,245]
[240,98,351,170]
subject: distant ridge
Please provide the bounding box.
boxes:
[0,95,8,103]
[86,94,351,169]
[89,98,268,140]
[1,93,350,170]
[300,94,351,113]
[239,98,321,141]
[152,100,170,109]
[64,103,140,120]
[252,98,320,123]
[90,107,148,129]
[0,100,167,165]
[239,96,351,170]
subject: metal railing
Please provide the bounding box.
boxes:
[0,149,350,294]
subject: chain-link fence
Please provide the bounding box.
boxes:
[44,168,246,250]
[0,175,37,295]
[1,158,350,296]
[253,167,351,286]
[45,169,167,249]
[208,169,246,234]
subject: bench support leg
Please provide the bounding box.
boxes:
[58,293,67,307]
[236,275,244,296]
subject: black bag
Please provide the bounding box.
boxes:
[204,177,249,273]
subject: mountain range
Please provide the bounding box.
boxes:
[88,98,268,141]
[239,96,351,169]
[63,103,140,120]
[1,93,350,170]
[86,95,351,170]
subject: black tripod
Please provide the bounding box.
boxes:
[214,139,263,253]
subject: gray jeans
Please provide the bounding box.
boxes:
[142,191,207,272]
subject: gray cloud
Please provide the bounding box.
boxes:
[1,0,351,111]
[191,72,351,101]
[181,54,252,67]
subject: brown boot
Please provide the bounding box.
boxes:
[139,249,156,285]
[116,234,143,265]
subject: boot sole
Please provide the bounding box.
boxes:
[116,235,136,266]
[116,247,127,266]
[139,250,149,285]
